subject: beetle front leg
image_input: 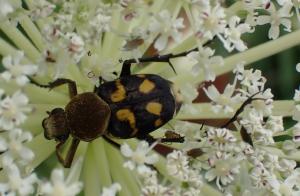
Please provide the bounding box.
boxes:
[29,77,78,98]
[56,138,80,168]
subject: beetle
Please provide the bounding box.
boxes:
[30,57,184,168]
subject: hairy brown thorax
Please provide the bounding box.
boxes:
[65,92,111,142]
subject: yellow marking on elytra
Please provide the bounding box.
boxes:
[116,109,138,136]
[154,119,163,127]
[139,79,155,93]
[146,102,162,115]
[111,80,126,102]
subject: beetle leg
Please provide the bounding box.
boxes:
[120,61,132,77]
[29,77,77,98]
[220,92,266,146]
[103,135,121,149]
[120,40,214,77]
[56,138,80,168]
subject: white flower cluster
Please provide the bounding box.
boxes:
[120,142,203,195]
[203,63,273,118]
[39,168,83,196]
[33,1,113,78]
[169,64,300,193]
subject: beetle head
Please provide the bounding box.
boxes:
[42,108,70,142]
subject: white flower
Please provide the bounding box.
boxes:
[205,152,240,189]
[121,141,158,170]
[240,109,264,134]
[83,58,116,84]
[206,128,237,150]
[242,0,270,10]
[187,47,224,81]
[260,153,280,171]
[148,10,185,51]
[1,51,38,86]
[195,3,227,40]
[177,83,198,104]
[64,33,85,63]
[0,162,38,196]
[87,3,112,40]
[296,63,300,72]
[292,123,300,142]
[256,2,293,39]
[265,116,284,133]
[184,0,210,7]
[250,166,273,189]
[293,89,300,101]
[278,0,300,22]
[0,91,32,130]
[269,168,300,196]
[282,140,298,154]
[101,183,121,196]
[223,16,253,52]
[137,166,158,185]
[166,150,190,181]
[29,0,55,20]
[0,128,34,164]
[235,68,266,89]
[40,169,83,196]
[0,0,14,21]
[120,0,145,21]
[203,77,241,113]
[278,158,297,174]
[293,105,300,122]
[240,87,274,116]
[141,184,174,196]
[137,167,175,195]
[252,127,275,145]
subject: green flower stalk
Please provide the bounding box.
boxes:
[0,0,300,196]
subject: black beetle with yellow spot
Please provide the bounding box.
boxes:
[97,74,182,139]
[30,58,183,168]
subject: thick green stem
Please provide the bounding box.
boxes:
[173,29,300,84]
[19,15,45,52]
[66,157,84,185]
[104,141,140,196]
[0,38,18,57]
[200,183,223,196]
[91,139,112,187]
[83,144,102,196]
[0,21,41,61]
[260,146,300,162]
[176,100,295,120]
